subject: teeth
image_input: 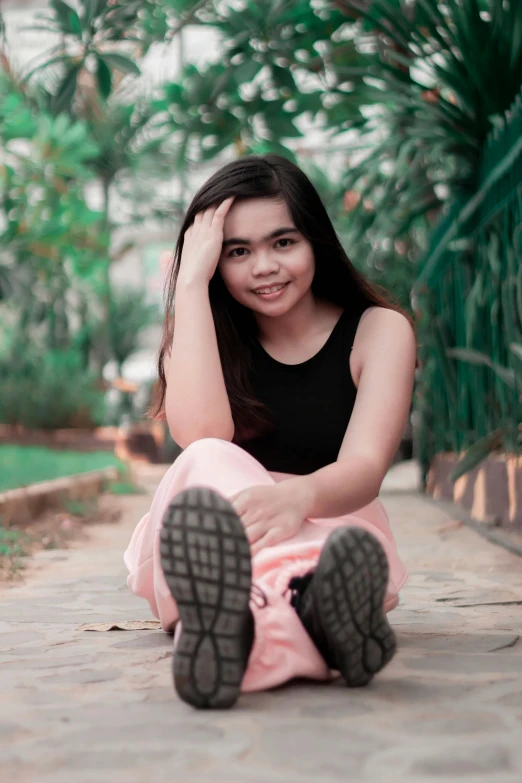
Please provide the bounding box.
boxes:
[254,284,285,294]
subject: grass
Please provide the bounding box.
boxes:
[0,445,125,493]
[61,497,99,518]
[0,525,27,558]
[106,480,146,495]
[0,446,143,579]
[0,525,30,576]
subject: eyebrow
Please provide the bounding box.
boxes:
[222,227,300,248]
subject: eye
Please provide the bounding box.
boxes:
[228,247,248,258]
[275,238,294,248]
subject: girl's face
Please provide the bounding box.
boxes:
[218,197,315,315]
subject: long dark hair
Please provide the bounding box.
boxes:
[150,153,416,440]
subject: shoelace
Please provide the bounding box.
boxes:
[250,583,268,609]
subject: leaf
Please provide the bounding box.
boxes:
[78,620,163,632]
[52,62,82,114]
[450,430,506,482]
[447,348,517,389]
[82,0,107,28]
[233,59,262,87]
[266,114,303,138]
[21,53,72,84]
[272,64,295,93]
[100,52,141,76]
[53,113,70,140]
[298,91,323,118]
[96,55,112,99]
[509,343,522,364]
[50,0,82,36]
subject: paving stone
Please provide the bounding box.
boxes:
[256,722,381,779]
[110,633,172,650]
[351,677,478,705]
[403,709,506,735]
[0,722,32,739]
[36,668,122,685]
[411,742,512,776]
[494,691,522,710]
[300,698,373,719]
[0,464,521,782]
[403,652,522,674]
[0,655,100,671]
[397,632,520,653]
[0,631,43,648]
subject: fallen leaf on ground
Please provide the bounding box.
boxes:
[436,520,463,533]
[78,620,162,632]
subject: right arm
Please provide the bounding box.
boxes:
[164,198,235,448]
[164,279,234,447]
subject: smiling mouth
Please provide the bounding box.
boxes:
[252,282,289,295]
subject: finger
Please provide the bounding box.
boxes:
[241,511,263,528]
[215,196,235,213]
[230,489,257,514]
[251,529,279,557]
[212,196,235,222]
[193,211,204,225]
[232,499,255,521]
[201,207,215,226]
[229,497,245,517]
[244,522,266,545]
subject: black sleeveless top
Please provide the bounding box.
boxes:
[236,306,368,475]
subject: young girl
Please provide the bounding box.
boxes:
[124,154,417,710]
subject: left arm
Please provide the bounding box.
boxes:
[282,308,417,518]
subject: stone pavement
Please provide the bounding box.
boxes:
[1,462,521,783]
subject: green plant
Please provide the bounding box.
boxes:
[146,0,521,310]
[107,481,145,495]
[0,445,124,492]
[0,3,178,392]
[61,497,99,518]
[145,0,421,299]
[108,288,161,374]
[0,348,105,429]
[413,82,522,483]
[0,525,29,576]
[332,0,522,236]
[0,526,26,558]
[446,344,522,481]
[4,0,520,460]
[0,72,108,347]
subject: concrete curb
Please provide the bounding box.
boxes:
[0,466,120,526]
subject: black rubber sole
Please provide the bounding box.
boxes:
[314,527,397,686]
[159,487,252,709]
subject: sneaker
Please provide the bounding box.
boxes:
[159,486,254,708]
[288,527,396,686]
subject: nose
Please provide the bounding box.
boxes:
[251,249,280,277]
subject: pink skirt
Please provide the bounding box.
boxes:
[124,438,408,692]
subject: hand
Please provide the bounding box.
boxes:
[178,197,235,285]
[229,481,314,556]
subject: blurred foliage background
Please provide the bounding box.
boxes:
[0,0,521,482]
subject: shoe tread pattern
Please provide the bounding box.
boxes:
[159,487,252,708]
[315,527,397,686]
